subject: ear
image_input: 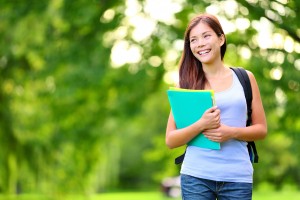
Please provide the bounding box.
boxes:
[219,34,225,46]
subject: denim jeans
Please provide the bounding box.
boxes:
[181,174,252,200]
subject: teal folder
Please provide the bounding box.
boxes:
[167,88,220,150]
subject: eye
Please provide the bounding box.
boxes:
[204,34,211,39]
[190,38,196,43]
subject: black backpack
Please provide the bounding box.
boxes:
[174,67,259,165]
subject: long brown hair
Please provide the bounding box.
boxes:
[179,14,227,89]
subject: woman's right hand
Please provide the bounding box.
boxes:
[196,106,220,130]
[166,106,221,149]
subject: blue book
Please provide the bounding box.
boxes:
[167,88,220,150]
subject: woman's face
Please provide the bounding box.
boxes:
[189,22,224,65]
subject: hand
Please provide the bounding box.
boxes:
[197,106,220,130]
[202,124,232,142]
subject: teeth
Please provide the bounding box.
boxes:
[199,50,210,55]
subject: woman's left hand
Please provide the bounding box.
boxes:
[202,124,232,142]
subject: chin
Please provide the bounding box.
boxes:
[200,59,213,64]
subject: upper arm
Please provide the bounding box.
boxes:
[166,111,176,137]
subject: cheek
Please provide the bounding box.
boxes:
[190,47,198,57]
[190,44,197,52]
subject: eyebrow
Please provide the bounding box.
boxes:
[190,31,213,38]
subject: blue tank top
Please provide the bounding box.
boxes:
[180,70,253,183]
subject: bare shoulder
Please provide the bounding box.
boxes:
[245,70,257,84]
[245,69,254,77]
[245,69,261,97]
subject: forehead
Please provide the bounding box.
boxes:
[190,22,214,37]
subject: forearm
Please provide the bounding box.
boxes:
[231,124,267,141]
[166,122,204,149]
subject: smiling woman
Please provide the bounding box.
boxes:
[165,13,267,200]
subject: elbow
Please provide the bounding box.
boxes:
[259,132,267,140]
[166,139,175,149]
[262,129,268,139]
[259,126,268,140]
[165,137,177,149]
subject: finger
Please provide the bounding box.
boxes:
[216,116,221,124]
[205,135,218,142]
[206,106,218,113]
[203,129,216,134]
[214,109,221,117]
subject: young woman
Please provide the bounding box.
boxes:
[165,14,267,200]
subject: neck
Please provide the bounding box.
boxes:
[202,60,226,78]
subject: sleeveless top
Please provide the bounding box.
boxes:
[180,70,253,183]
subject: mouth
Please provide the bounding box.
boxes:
[198,49,211,56]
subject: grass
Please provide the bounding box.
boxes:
[0,192,173,200]
[1,190,300,200]
[97,191,300,200]
[253,190,300,200]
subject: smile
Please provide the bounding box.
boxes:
[198,49,211,55]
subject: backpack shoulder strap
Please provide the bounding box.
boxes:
[230,67,258,163]
[230,67,252,125]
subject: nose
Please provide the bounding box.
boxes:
[196,38,205,48]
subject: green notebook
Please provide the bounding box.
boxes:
[167,88,220,150]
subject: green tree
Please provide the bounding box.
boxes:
[0,0,299,195]
[0,0,125,194]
